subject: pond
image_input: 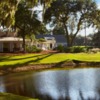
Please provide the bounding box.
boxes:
[0,68,100,100]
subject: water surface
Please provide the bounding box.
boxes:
[0,68,100,100]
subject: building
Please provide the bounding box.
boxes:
[0,31,67,52]
[0,31,23,52]
[35,35,67,50]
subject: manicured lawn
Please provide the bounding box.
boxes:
[0,53,100,68]
[0,92,38,100]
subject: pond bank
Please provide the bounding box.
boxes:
[0,60,100,76]
[0,92,37,100]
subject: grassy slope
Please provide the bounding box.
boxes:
[0,92,38,100]
[0,53,100,67]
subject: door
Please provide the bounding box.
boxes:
[3,42,10,52]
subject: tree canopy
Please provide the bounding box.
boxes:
[0,0,55,27]
[89,9,100,30]
[14,1,47,52]
[0,0,54,52]
[92,31,100,47]
[44,0,99,46]
[0,0,18,27]
[0,0,100,49]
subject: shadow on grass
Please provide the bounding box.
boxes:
[0,54,54,72]
[0,54,48,62]
[0,56,12,61]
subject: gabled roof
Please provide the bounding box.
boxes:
[35,34,67,43]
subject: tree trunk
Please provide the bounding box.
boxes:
[70,35,77,46]
[63,22,71,47]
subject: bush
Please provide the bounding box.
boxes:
[26,45,42,53]
[69,46,90,53]
[65,46,91,53]
[55,45,67,52]
[54,45,91,53]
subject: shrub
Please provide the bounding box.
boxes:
[65,47,71,53]
[66,46,90,53]
[54,45,91,53]
[55,45,67,52]
[26,45,42,53]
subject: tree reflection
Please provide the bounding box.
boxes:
[2,69,100,100]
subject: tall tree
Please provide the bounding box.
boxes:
[15,1,46,52]
[0,0,55,27]
[0,0,19,27]
[44,0,98,46]
[92,31,100,48]
[88,9,100,31]
[0,0,54,52]
[53,25,65,35]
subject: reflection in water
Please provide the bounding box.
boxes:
[0,76,6,92]
[0,68,100,100]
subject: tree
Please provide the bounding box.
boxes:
[88,9,100,31]
[0,0,54,53]
[92,31,100,48]
[0,0,19,27]
[53,25,65,35]
[74,34,93,46]
[0,0,55,27]
[14,1,46,52]
[44,0,98,47]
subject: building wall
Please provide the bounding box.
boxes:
[35,40,56,50]
[0,42,23,52]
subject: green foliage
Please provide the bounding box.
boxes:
[92,31,100,48]
[26,45,42,53]
[0,1,17,27]
[56,45,66,52]
[38,38,46,42]
[15,1,46,52]
[0,0,55,27]
[53,26,65,35]
[89,10,100,30]
[55,45,91,53]
[44,0,98,46]
[15,1,44,35]
[67,46,91,53]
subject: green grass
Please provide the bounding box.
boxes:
[0,92,38,100]
[0,53,100,68]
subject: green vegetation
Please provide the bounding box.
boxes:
[26,45,42,53]
[0,53,100,68]
[55,46,91,53]
[67,46,91,53]
[44,0,99,46]
[0,92,38,100]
